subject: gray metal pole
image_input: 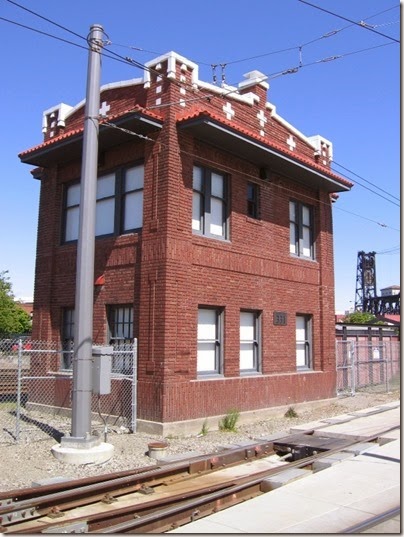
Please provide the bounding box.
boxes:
[71,24,104,440]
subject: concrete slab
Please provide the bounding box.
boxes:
[169,421,400,534]
[311,407,400,441]
[170,489,340,533]
[290,402,400,436]
[260,468,310,491]
[358,438,400,462]
[378,428,401,445]
[278,505,381,534]
[312,451,353,472]
[342,441,377,455]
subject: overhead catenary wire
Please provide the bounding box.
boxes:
[375,245,400,255]
[333,161,399,202]
[2,1,398,99]
[297,0,400,43]
[4,0,87,41]
[2,1,398,229]
[98,119,399,233]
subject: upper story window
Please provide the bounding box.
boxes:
[247,183,260,219]
[63,164,144,243]
[192,166,228,240]
[289,200,314,259]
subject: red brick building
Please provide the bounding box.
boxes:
[20,51,352,433]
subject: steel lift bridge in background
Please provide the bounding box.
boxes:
[354,251,400,315]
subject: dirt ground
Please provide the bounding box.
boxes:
[0,390,400,492]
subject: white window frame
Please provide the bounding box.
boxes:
[197,307,223,375]
[192,166,228,240]
[296,314,312,370]
[63,164,144,243]
[240,310,261,373]
[289,200,314,259]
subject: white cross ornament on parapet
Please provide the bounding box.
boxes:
[99,101,111,118]
[286,134,296,151]
[223,102,235,121]
[257,110,267,137]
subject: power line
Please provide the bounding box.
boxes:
[4,0,87,41]
[99,119,399,233]
[4,0,204,94]
[297,0,400,43]
[107,5,398,72]
[267,41,395,80]
[3,1,399,220]
[0,16,89,51]
[2,1,397,98]
[376,245,400,255]
[0,15,146,69]
[331,166,399,208]
[332,205,399,232]
[333,161,399,202]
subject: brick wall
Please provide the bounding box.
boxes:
[30,56,339,425]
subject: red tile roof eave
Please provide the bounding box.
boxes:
[177,109,353,190]
[19,107,164,158]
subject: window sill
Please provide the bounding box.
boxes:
[192,231,231,244]
[289,254,317,263]
[240,370,262,377]
[194,373,224,381]
[245,217,263,226]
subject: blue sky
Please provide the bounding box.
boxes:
[0,0,400,311]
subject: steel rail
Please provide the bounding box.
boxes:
[0,440,274,526]
[88,426,402,533]
[0,424,399,533]
[340,506,401,533]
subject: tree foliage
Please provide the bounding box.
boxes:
[0,271,32,336]
[342,311,382,324]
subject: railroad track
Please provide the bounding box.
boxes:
[0,423,399,534]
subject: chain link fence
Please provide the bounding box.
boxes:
[336,339,400,396]
[0,338,137,445]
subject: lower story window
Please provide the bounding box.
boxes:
[108,305,134,374]
[240,310,261,372]
[197,307,223,375]
[296,314,312,370]
[61,308,74,369]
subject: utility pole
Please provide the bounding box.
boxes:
[70,24,103,442]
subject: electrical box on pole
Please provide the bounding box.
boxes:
[92,346,113,395]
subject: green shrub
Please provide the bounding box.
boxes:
[219,408,240,432]
[284,406,298,418]
[199,419,209,436]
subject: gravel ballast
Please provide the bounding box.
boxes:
[0,391,399,492]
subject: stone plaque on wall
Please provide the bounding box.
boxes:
[273,311,287,326]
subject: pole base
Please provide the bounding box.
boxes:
[51,442,114,465]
